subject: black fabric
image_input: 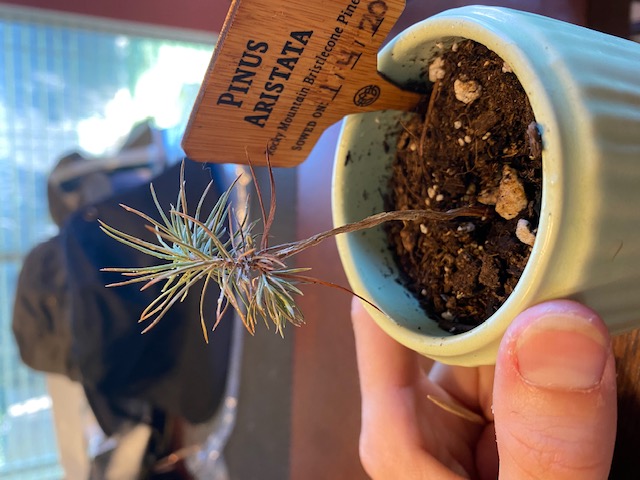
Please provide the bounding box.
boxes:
[61,159,232,434]
[12,156,232,438]
[12,237,80,380]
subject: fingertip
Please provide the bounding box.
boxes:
[506,300,611,392]
[503,300,611,349]
[494,300,617,479]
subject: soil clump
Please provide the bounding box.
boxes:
[387,40,542,333]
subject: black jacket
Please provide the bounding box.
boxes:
[13,159,232,435]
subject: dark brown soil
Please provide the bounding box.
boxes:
[387,40,542,334]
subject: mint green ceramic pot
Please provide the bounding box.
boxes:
[332,6,640,366]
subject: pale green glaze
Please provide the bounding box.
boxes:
[332,6,640,366]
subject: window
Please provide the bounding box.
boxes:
[0,5,214,478]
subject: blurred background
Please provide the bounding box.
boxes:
[0,1,638,479]
[0,2,219,478]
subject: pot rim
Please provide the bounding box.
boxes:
[333,6,586,365]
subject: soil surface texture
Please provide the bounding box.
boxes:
[387,40,542,333]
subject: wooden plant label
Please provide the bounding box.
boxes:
[182,0,421,167]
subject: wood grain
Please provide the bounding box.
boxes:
[290,124,368,479]
[610,329,640,477]
[182,0,421,167]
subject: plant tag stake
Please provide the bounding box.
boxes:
[182,0,420,167]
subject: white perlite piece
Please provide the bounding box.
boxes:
[429,57,446,82]
[516,218,536,247]
[454,78,482,104]
[495,165,528,220]
[441,311,454,321]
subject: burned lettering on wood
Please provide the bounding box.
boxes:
[183,0,420,167]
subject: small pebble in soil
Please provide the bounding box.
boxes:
[495,165,528,220]
[515,218,536,247]
[387,39,541,333]
[477,187,498,206]
[429,57,446,82]
[454,78,482,104]
[527,121,543,159]
[441,311,454,321]
[457,222,476,233]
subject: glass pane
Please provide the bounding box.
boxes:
[0,7,214,478]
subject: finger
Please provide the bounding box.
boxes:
[428,362,495,421]
[351,298,420,394]
[493,300,617,480]
[351,298,467,479]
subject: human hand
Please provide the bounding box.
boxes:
[351,299,617,479]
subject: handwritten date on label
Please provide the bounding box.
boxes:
[182,0,420,167]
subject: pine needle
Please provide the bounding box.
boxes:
[100,160,488,341]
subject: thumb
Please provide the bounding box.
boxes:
[493,300,617,480]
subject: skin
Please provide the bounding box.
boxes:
[349,3,616,477]
[350,4,618,478]
[352,299,617,479]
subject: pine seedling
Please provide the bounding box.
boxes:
[99,159,486,342]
